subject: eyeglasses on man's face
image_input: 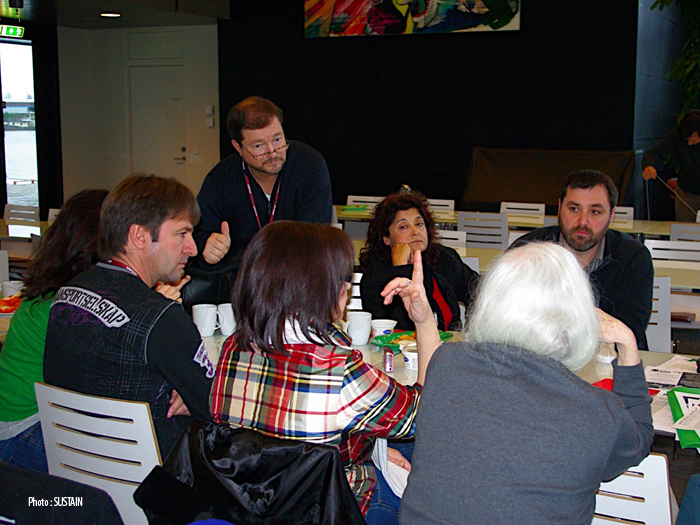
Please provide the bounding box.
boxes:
[242,136,289,160]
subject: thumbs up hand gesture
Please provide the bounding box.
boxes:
[203,221,231,264]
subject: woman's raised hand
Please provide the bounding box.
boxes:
[391,243,414,266]
[381,249,441,384]
[381,250,432,326]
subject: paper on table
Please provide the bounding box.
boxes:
[674,407,700,431]
[656,355,698,374]
[667,388,700,448]
[645,366,682,386]
[652,394,678,434]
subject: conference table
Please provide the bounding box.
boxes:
[202,329,680,387]
[351,239,700,292]
[336,205,678,237]
[202,330,685,442]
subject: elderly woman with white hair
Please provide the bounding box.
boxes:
[380,242,653,525]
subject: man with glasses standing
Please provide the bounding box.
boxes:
[194,96,332,279]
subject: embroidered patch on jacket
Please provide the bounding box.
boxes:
[53,286,130,328]
[194,342,216,378]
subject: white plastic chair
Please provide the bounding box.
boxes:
[347,272,363,311]
[5,219,42,239]
[499,202,545,226]
[0,250,8,285]
[438,230,466,248]
[613,206,634,220]
[456,211,509,250]
[612,206,634,229]
[670,223,700,242]
[460,256,479,274]
[645,239,700,263]
[344,221,369,240]
[35,382,162,525]
[48,208,61,225]
[508,230,529,247]
[646,277,672,353]
[428,199,455,212]
[592,453,672,525]
[4,204,39,222]
[346,195,384,208]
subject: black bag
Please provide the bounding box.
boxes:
[133,422,366,525]
[181,250,244,313]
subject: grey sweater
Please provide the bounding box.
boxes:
[399,342,653,525]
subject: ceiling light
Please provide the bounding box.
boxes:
[100,12,121,18]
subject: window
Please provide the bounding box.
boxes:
[1,40,38,207]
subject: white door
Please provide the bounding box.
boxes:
[129,65,186,183]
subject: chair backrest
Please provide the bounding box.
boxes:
[611,206,634,229]
[133,423,366,525]
[613,206,634,220]
[645,239,700,263]
[343,220,369,240]
[438,230,466,248]
[499,202,545,225]
[346,195,384,208]
[35,382,162,525]
[428,198,455,212]
[592,453,672,525]
[461,256,479,274]
[4,204,39,222]
[670,223,700,242]
[48,208,61,225]
[347,272,363,311]
[5,219,42,239]
[508,230,528,247]
[646,277,672,353]
[457,211,509,250]
[0,250,8,284]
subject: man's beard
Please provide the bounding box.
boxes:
[561,223,607,252]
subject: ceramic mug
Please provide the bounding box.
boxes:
[2,280,23,298]
[342,311,372,346]
[192,304,223,337]
[218,303,236,337]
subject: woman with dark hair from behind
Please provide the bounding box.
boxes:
[359,186,478,330]
[0,190,108,472]
[212,221,438,523]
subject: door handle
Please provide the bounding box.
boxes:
[173,157,186,161]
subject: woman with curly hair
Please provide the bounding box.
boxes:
[0,190,108,472]
[359,187,478,330]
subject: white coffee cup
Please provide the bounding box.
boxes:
[218,303,236,337]
[371,319,397,337]
[2,280,23,297]
[192,304,223,337]
[342,311,372,346]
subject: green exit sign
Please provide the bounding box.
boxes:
[0,25,24,38]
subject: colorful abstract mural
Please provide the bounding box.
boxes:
[304,0,520,37]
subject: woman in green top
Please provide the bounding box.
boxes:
[0,189,108,472]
